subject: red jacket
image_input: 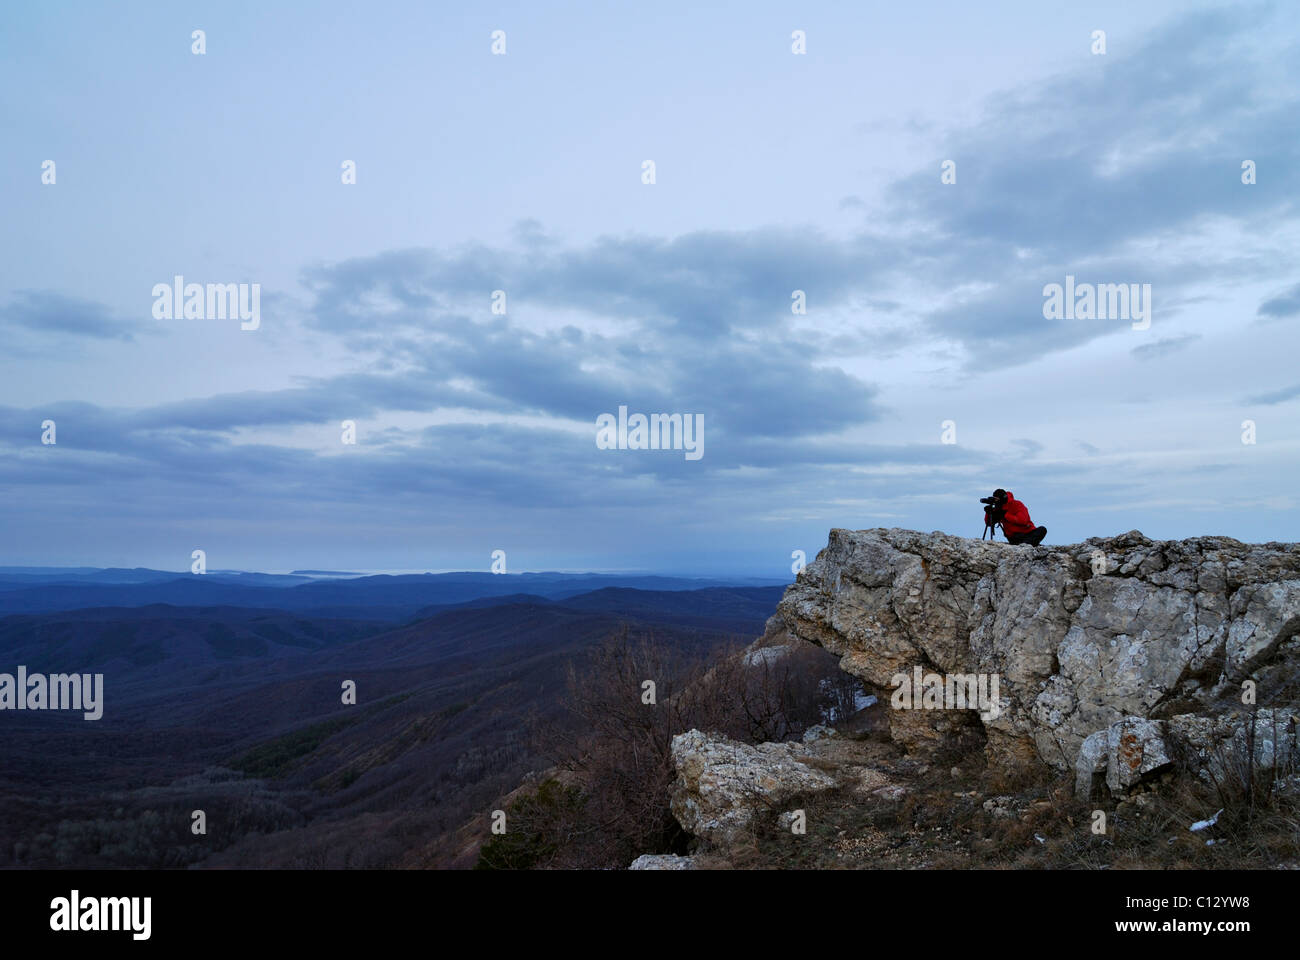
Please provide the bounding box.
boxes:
[999,492,1035,535]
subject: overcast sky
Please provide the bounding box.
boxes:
[2,1,1298,575]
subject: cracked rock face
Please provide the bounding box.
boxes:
[1106,716,1172,794]
[775,528,1300,785]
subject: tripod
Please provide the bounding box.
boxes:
[981,508,1004,541]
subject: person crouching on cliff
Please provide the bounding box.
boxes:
[985,489,1047,545]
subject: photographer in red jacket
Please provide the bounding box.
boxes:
[982,489,1047,545]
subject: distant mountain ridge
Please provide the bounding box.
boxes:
[0,586,787,680]
[0,569,789,619]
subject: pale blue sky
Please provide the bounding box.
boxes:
[2,1,1298,574]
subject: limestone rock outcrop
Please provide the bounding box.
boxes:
[653,528,1300,858]
[772,528,1300,796]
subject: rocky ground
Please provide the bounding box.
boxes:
[633,715,1300,870]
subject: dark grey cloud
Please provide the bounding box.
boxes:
[0,387,1280,569]
[301,227,901,344]
[1258,282,1300,318]
[294,231,894,440]
[2,291,149,345]
[1131,334,1201,361]
[1245,383,1300,405]
[0,389,961,489]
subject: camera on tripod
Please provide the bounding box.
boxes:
[980,490,1007,539]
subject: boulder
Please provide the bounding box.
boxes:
[629,854,696,870]
[669,729,839,845]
